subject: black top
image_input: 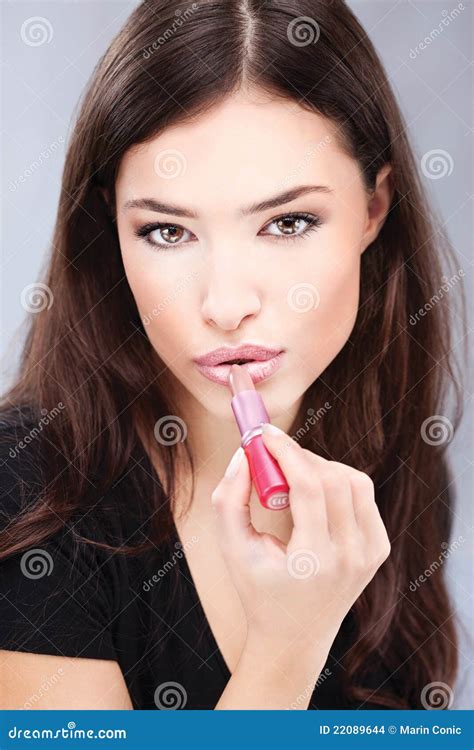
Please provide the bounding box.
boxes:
[0,414,401,710]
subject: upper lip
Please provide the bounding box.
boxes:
[193,344,283,367]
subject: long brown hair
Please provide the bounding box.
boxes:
[1,0,467,708]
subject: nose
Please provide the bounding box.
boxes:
[200,250,261,331]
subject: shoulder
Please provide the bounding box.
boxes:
[0,405,148,660]
[0,410,136,705]
[0,403,148,542]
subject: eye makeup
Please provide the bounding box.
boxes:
[133,211,323,250]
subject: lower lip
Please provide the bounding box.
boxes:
[195,352,284,386]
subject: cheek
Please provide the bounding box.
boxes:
[288,252,361,370]
[320,257,361,333]
[121,251,191,353]
[123,258,161,322]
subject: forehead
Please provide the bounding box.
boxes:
[115,92,360,213]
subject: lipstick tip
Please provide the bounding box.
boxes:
[229,364,255,396]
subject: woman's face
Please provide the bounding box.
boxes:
[115,91,391,423]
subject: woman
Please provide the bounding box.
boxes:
[0,0,465,710]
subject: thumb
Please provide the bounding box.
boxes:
[211,447,260,553]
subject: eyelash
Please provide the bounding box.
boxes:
[134,212,323,250]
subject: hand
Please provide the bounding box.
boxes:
[210,425,391,662]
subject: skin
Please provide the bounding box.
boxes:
[115,90,393,708]
[115,88,392,523]
[1,89,393,710]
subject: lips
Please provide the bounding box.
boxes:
[193,345,283,367]
[194,350,284,386]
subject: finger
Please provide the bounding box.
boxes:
[320,462,389,563]
[260,425,330,543]
[345,471,389,556]
[322,461,380,534]
[317,464,358,543]
[211,447,261,555]
[311,457,360,535]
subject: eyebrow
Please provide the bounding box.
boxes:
[122,184,333,219]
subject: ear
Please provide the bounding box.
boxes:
[360,163,393,254]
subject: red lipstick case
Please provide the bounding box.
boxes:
[229,369,289,510]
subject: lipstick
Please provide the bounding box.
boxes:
[228,364,290,511]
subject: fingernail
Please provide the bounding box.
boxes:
[224,446,244,478]
[261,422,284,435]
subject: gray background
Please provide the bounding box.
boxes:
[1,0,472,708]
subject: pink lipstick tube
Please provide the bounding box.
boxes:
[229,365,289,511]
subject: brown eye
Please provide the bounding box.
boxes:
[262,212,322,240]
[135,222,194,249]
[150,225,184,244]
[276,216,305,235]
